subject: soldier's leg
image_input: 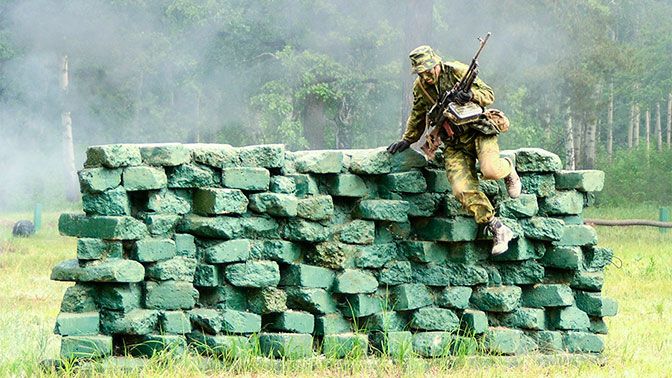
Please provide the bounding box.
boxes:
[443,145,495,224]
[475,134,511,180]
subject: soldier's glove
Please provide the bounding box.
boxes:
[456,89,474,105]
[387,140,410,154]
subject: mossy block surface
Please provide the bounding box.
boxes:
[286,174,319,197]
[97,284,141,311]
[531,330,563,352]
[204,239,251,264]
[225,261,280,288]
[446,242,490,263]
[520,217,565,241]
[146,256,197,282]
[575,292,618,317]
[132,238,176,262]
[389,148,427,172]
[51,259,145,283]
[379,170,427,193]
[85,144,142,168]
[78,168,123,194]
[101,309,159,335]
[354,243,396,268]
[437,286,472,309]
[266,310,315,334]
[540,246,583,269]
[193,188,248,215]
[364,311,408,332]
[549,306,590,330]
[59,214,147,240]
[166,164,218,188]
[391,284,433,311]
[248,287,287,314]
[413,217,478,242]
[400,241,447,263]
[77,238,123,260]
[187,143,234,167]
[410,307,459,332]
[333,269,378,294]
[584,246,613,270]
[295,150,343,174]
[520,173,556,197]
[123,166,167,191]
[522,284,574,307]
[221,310,262,334]
[221,167,270,191]
[497,260,545,285]
[555,225,598,246]
[174,233,196,257]
[279,264,335,289]
[338,220,375,244]
[306,242,355,269]
[484,327,522,355]
[259,333,314,359]
[323,333,369,358]
[55,312,100,336]
[563,331,604,353]
[498,194,538,218]
[412,263,452,286]
[161,311,191,334]
[470,286,522,312]
[144,281,198,310]
[138,143,190,166]
[198,284,247,310]
[515,148,562,172]
[378,261,412,285]
[353,199,409,222]
[297,195,334,220]
[445,263,489,286]
[555,170,605,192]
[314,314,352,335]
[61,335,113,359]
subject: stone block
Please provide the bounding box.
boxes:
[147,189,192,214]
[548,306,590,330]
[353,199,409,222]
[437,286,472,309]
[491,238,544,261]
[233,144,285,168]
[193,188,248,215]
[555,170,605,192]
[61,335,112,359]
[270,176,296,194]
[590,317,609,334]
[161,311,191,334]
[146,256,197,282]
[470,286,522,312]
[540,190,584,215]
[520,217,565,241]
[55,312,100,336]
[84,144,142,168]
[410,307,459,332]
[375,220,412,242]
[139,143,190,166]
[391,284,433,311]
[283,219,330,242]
[101,309,159,335]
[496,308,546,330]
[132,238,176,262]
[354,244,396,268]
[530,330,563,352]
[189,308,223,334]
[412,263,452,286]
[378,261,412,285]
[345,148,392,174]
[404,192,442,216]
[575,292,618,317]
[322,333,369,358]
[82,186,130,216]
[266,311,314,333]
[259,333,313,359]
[194,264,219,287]
[286,288,339,314]
[222,310,262,334]
[187,331,252,356]
[286,173,319,197]
[61,284,97,313]
[144,214,181,236]
[484,327,522,355]
[411,332,453,357]
[571,271,604,291]
[497,194,539,218]
[555,225,598,246]
[59,214,147,240]
[563,331,604,353]
[364,311,408,332]
[166,163,218,188]
[520,173,556,197]
[515,148,562,172]
[584,246,613,269]
[461,309,488,334]
[144,281,198,310]
[123,166,167,191]
[221,167,270,191]
[522,284,574,307]
[333,269,378,294]
[554,214,584,225]
[187,143,234,167]
[78,167,122,192]
[315,314,352,335]
[497,260,545,285]
[252,240,302,263]
[129,334,187,357]
[369,331,413,357]
[445,263,489,286]
[297,195,334,220]
[241,216,282,239]
[174,233,196,257]
[225,261,280,288]
[414,217,479,242]
[76,238,122,260]
[540,246,583,269]
[379,170,427,193]
[198,284,247,311]
[279,264,335,289]
[400,241,447,263]
[446,242,490,263]
[97,284,141,311]
[51,259,145,283]
[342,294,382,318]
[338,220,375,244]
[248,287,287,314]
[306,242,355,269]
[389,148,427,172]
[204,239,251,264]
[295,150,343,173]
[423,169,451,192]
[178,215,242,239]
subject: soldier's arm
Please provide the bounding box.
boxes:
[402,84,427,143]
[450,62,494,107]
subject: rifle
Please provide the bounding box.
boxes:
[421,33,491,160]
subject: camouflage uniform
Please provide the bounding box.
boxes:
[402,60,512,224]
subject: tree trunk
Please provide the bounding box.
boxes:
[565,105,575,169]
[635,105,640,148]
[573,115,583,169]
[585,118,597,169]
[60,55,79,202]
[668,93,672,148]
[400,0,433,136]
[656,102,662,152]
[302,94,327,149]
[607,81,614,160]
[645,107,651,151]
[627,103,634,149]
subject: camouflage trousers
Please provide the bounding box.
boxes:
[444,134,512,224]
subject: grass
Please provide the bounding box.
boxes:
[0,204,671,377]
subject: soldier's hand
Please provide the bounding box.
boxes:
[387,140,410,154]
[456,90,473,105]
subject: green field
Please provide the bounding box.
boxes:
[0,204,670,377]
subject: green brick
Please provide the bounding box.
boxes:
[497,260,545,285]
[97,284,141,311]
[412,263,452,286]
[221,310,261,334]
[189,308,223,334]
[193,188,248,215]
[61,284,97,313]
[345,148,392,175]
[139,143,190,166]
[259,333,313,359]
[55,312,100,336]
[379,261,412,285]
[364,311,408,332]
[342,294,382,317]
[411,331,453,357]
[522,284,574,307]
[548,306,590,330]
[484,327,522,355]
[575,292,618,317]
[204,239,251,264]
[369,330,412,357]
[461,309,488,334]
[520,173,556,197]
[491,238,544,261]
[413,217,478,242]
[147,189,192,214]
[470,286,522,312]
[222,167,270,190]
[306,242,355,269]
[515,148,562,172]
[232,144,285,168]
[389,148,427,172]
[270,176,296,194]
[198,284,248,310]
[165,163,218,188]
[286,173,319,197]
[82,186,130,216]
[266,310,314,333]
[404,192,442,216]
[584,246,613,269]
[178,215,242,239]
[187,331,252,356]
[379,170,427,193]
[60,335,112,359]
[375,220,412,243]
[144,281,198,310]
[391,284,433,311]
[411,307,459,331]
[78,168,122,192]
[226,261,280,288]
[279,264,335,289]
[590,317,609,334]
[84,144,141,168]
[146,256,197,281]
[325,174,369,197]
[571,271,604,291]
[354,244,396,268]
[295,150,343,173]
[58,214,147,240]
[333,269,378,294]
[283,219,330,242]
[101,309,159,335]
[446,242,490,263]
[161,311,191,334]
[563,331,605,353]
[530,330,563,352]
[241,217,282,239]
[323,333,369,358]
[540,190,584,215]
[354,200,409,222]
[555,170,605,192]
[495,308,546,330]
[248,287,287,314]
[498,194,538,218]
[51,259,145,283]
[554,225,598,246]
[123,166,167,191]
[423,169,451,192]
[286,287,339,314]
[251,240,301,263]
[144,214,181,236]
[76,238,122,260]
[132,238,176,262]
[315,314,352,335]
[129,334,187,357]
[188,143,234,167]
[520,217,565,241]
[174,233,196,257]
[338,220,375,244]
[445,263,489,286]
[437,286,472,309]
[400,241,447,263]
[194,264,219,287]
[297,195,334,220]
[540,246,584,269]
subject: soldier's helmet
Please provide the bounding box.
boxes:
[409,45,442,73]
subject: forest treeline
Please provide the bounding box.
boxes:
[1,0,671,207]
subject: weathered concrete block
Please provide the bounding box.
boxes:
[548,306,590,330]
[266,310,314,334]
[286,173,319,197]
[59,214,147,240]
[283,219,330,242]
[306,242,355,269]
[279,264,335,289]
[437,286,472,309]
[590,317,609,334]
[270,176,296,194]
[400,241,447,263]
[498,194,538,218]
[520,173,556,197]
[323,333,369,358]
[338,220,375,244]
[259,333,313,359]
[146,256,197,282]
[314,314,352,335]
[97,284,141,311]
[555,225,598,246]
[412,263,452,286]
[365,311,408,332]
[51,259,145,283]
[354,244,396,268]
[490,238,544,262]
[144,214,181,236]
[563,331,604,353]
[555,170,605,192]
[101,309,159,335]
[575,292,618,317]
[225,261,280,288]
[470,286,522,312]
[251,240,302,263]
[60,335,112,359]
[484,327,522,355]
[530,330,563,352]
[84,144,141,168]
[123,166,167,191]
[403,192,442,217]
[82,186,130,216]
[584,246,614,270]
[222,310,262,334]
[520,217,565,241]
[193,188,248,215]
[160,311,191,334]
[129,334,188,357]
[375,220,412,243]
[204,239,251,264]
[411,332,453,357]
[166,163,218,188]
[461,309,488,334]
[248,287,287,314]
[446,242,490,263]
[187,332,252,356]
[147,189,192,214]
[345,148,392,175]
[378,261,412,285]
[139,143,190,166]
[242,216,282,239]
[221,167,270,191]
[410,307,459,332]
[413,217,478,242]
[391,284,433,311]
[198,284,247,311]
[342,294,382,318]
[231,144,285,168]
[333,269,378,294]
[174,233,196,257]
[423,169,451,193]
[187,143,234,167]
[495,308,546,330]
[540,246,583,269]
[178,215,242,239]
[497,260,545,285]
[60,284,97,313]
[297,195,334,220]
[295,150,343,173]
[540,190,584,215]
[571,271,604,291]
[144,281,198,310]
[132,238,176,262]
[389,148,427,172]
[189,308,223,334]
[379,170,427,193]
[76,238,122,260]
[78,168,122,193]
[353,200,409,222]
[522,284,574,307]
[445,263,489,286]
[55,312,100,336]
[515,148,562,172]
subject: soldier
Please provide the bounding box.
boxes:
[387,45,521,255]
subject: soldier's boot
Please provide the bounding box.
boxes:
[504,158,521,199]
[487,216,514,256]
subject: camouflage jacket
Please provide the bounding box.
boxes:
[402,61,495,144]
